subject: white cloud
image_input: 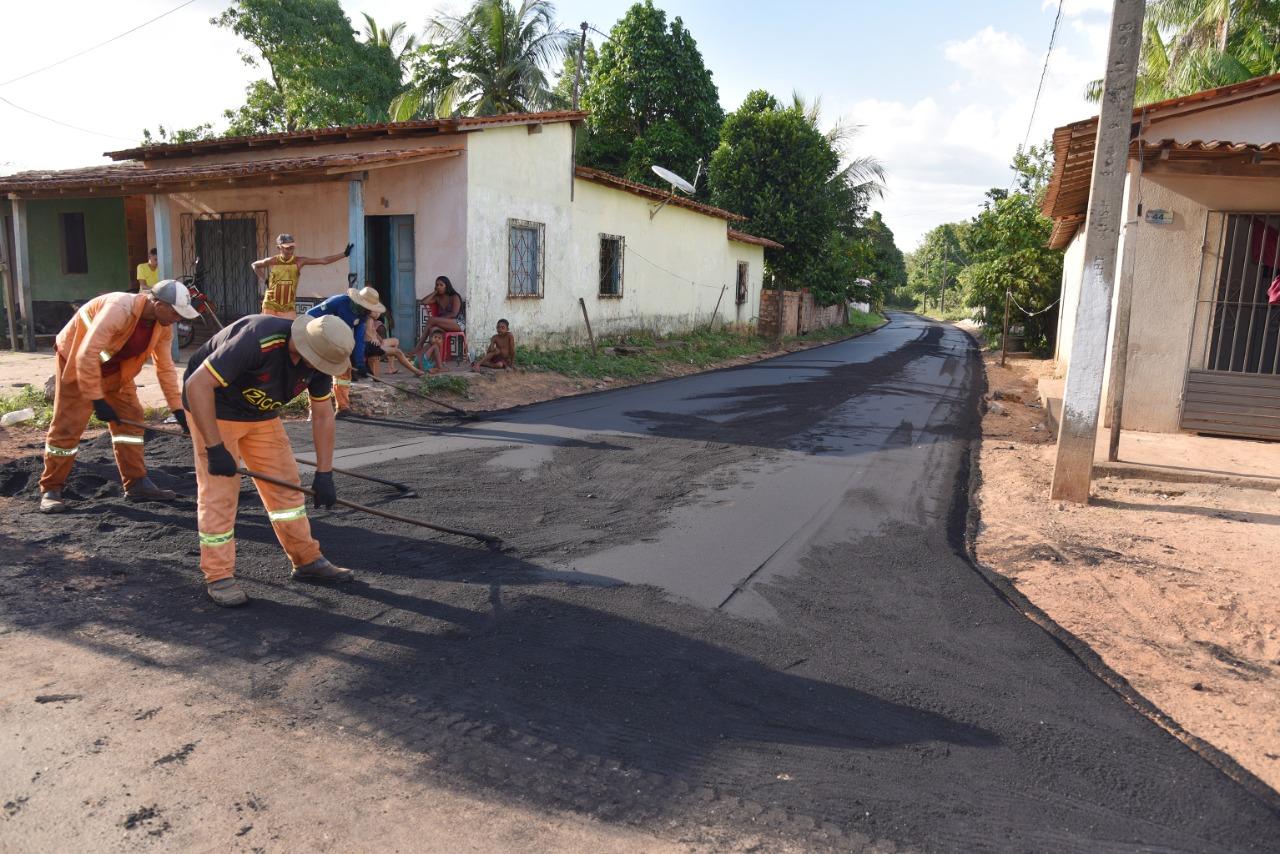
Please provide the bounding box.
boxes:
[827,16,1107,250]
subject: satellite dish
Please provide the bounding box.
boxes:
[651,164,696,194]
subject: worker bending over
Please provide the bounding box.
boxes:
[183,313,355,607]
[305,285,385,415]
[39,281,199,513]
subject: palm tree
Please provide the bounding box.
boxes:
[361,13,419,64]
[390,0,573,120]
[792,93,887,231]
[1086,0,1280,103]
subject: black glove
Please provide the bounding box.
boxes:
[206,442,238,477]
[172,409,190,435]
[91,399,119,424]
[343,243,354,257]
[312,471,336,509]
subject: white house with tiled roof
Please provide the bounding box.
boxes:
[1,111,775,353]
[1044,73,1280,439]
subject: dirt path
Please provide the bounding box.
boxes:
[973,351,1280,793]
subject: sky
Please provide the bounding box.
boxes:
[0,0,1114,249]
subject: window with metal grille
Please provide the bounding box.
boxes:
[59,212,88,274]
[599,234,624,297]
[1192,212,1280,375]
[735,261,749,305]
[508,219,544,297]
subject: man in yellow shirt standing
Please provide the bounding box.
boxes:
[251,233,351,320]
[135,248,159,293]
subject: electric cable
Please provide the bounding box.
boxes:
[0,0,197,88]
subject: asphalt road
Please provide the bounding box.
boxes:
[2,312,1278,851]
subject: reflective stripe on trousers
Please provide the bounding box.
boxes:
[45,443,78,457]
[267,505,307,523]
[199,530,234,547]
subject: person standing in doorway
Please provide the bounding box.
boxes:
[252,233,352,319]
[135,248,159,293]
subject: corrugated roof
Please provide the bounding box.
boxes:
[1043,73,1280,250]
[727,228,783,250]
[574,166,747,222]
[0,146,462,197]
[105,110,587,162]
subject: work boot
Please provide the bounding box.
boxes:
[125,477,178,503]
[38,491,66,514]
[206,578,249,608]
[291,557,354,584]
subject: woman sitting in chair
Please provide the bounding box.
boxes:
[413,275,465,356]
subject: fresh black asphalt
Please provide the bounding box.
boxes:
[2,312,1277,851]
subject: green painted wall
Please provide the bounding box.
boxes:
[27,197,128,302]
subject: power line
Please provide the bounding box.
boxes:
[1015,0,1065,171]
[0,0,197,88]
[0,93,134,142]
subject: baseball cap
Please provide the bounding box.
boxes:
[151,279,201,319]
[276,233,296,247]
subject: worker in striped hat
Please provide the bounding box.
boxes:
[38,280,200,514]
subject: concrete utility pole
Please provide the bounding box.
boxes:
[1050,0,1145,503]
[571,22,588,110]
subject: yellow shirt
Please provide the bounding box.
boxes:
[136,262,159,290]
[263,256,301,312]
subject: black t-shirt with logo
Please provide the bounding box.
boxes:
[182,315,333,421]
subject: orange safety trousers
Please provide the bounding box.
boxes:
[191,417,322,584]
[262,307,296,320]
[333,368,352,411]
[40,355,147,493]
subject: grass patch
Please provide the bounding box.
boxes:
[0,385,55,428]
[518,310,885,380]
[420,374,470,397]
[0,385,176,429]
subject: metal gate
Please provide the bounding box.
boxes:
[1182,211,1280,439]
[180,211,268,321]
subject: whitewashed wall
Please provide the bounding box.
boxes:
[463,123,763,347]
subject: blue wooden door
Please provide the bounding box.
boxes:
[388,216,416,341]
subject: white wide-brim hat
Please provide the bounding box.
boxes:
[291,314,354,376]
[347,286,385,315]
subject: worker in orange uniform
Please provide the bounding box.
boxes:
[38,280,201,514]
[183,313,356,608]
[251,233,352,319]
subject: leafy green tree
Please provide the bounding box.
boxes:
[141,123,216,146]
[710,90,885,306]
[1087,1,1280,103]
[579,1,722,190]
[392,0,572,119]
[907,222,968,312]
[550,37,596,109]
[859,211,907,301]
[960,191,1062,353]
[215,0,401,134]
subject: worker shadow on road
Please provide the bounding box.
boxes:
[1,515,1001,833]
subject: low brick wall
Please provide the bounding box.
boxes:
[760,289,846,337]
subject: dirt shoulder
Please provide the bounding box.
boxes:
[973,351,1280,792]
[0,631,698,854]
